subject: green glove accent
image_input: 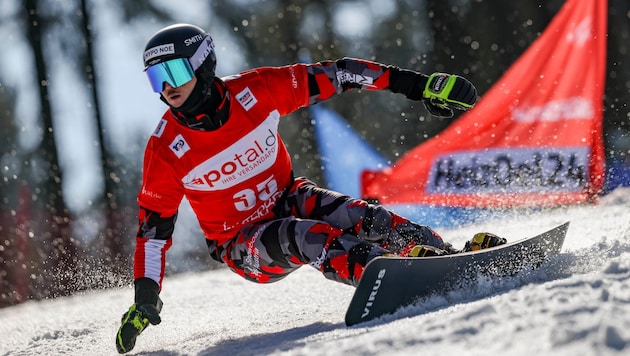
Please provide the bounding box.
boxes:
[422,73,478,118]
[116,301,162,354]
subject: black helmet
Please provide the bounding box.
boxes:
[143,23,217,92]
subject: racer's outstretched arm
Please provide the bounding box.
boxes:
[305,57,477,118]
[116,207,175,354]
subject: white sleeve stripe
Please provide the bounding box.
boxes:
[143,239,168,285]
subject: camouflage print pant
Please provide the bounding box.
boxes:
[210,177,444,286]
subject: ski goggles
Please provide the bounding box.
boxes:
[145,58,195,92]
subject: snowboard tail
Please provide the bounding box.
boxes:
[345,222,569,326]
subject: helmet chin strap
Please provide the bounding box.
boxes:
[161,76,229,131]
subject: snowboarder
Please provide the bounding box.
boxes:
[116,23,506,353]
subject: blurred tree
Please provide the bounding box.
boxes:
[0,83,24,307]
[77,0,127,265]
[605,0,630,156]
[117,0,172,23]
[22,0,78,297]
[426,1,563,93]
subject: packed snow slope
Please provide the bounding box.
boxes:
[2,188,630,356]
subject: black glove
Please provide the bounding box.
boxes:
[422,73,478,118]
[116,278,162,354]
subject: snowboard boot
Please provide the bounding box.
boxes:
[409,241,460,257]
[463,232,507,252]
[409,244,447,257]
[389,222,450,255]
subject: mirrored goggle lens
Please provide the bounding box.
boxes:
[145,58,194,92]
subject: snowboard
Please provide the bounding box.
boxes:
[345,221,569,326]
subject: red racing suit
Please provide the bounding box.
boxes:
[133,58,442,289]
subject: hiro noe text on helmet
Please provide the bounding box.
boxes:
[144,35,214,69]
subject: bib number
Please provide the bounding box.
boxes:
[233,176,278,211]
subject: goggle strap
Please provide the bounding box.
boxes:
[189,35,215,71]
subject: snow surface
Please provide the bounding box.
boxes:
[2,188,630,356]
